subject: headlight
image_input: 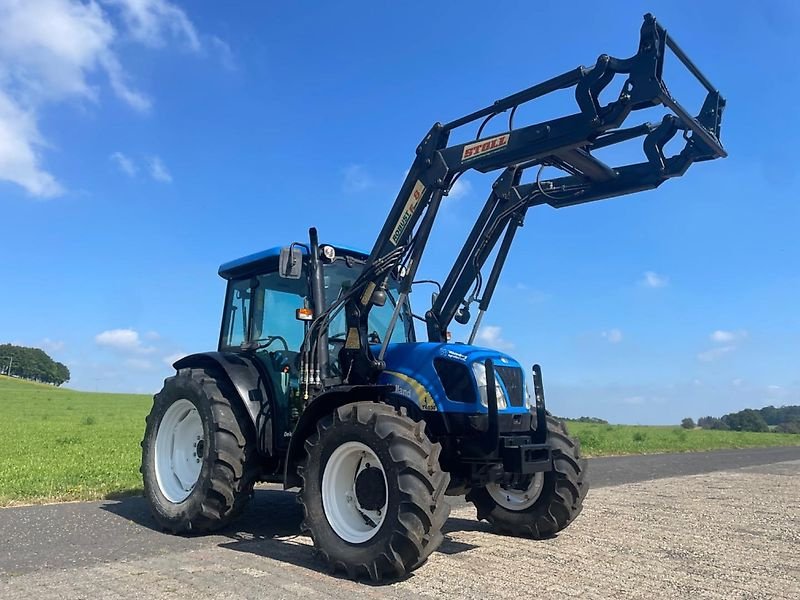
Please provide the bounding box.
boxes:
[524,371,532,409]
[471,362,508,409]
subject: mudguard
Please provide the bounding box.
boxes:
[283,384,406,488]
[173,352,275,457]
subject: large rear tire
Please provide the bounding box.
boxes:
[467,415,588,538]
[298,402,450,581]
[141,367,258,533]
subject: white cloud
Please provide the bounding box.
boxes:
[698,329,748,362]
[475,325,514,351]
[0,0,117,102]
[0,91,63,197]
[640,271,669,288]
[0,0,122,197]
[342,164,372,193]
[148,155,172,182]
[602,328,623,344]
[110,151,137,176]
[0,0,219,198]
[697,345,736,362]
[99,51,151,112]
[95,328,156,354]
[710,329,748,343]
[104,0,200,51]
[447,177,472,200]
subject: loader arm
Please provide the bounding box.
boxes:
[311,13,726,385]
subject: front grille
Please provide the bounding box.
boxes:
[495,365,524,407]
[434,358,476,403]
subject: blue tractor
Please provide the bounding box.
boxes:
[141,14,726,581]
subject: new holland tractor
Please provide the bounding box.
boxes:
[141,14,726,581]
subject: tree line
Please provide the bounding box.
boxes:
[0,344,70,386]
[682,405,800,434]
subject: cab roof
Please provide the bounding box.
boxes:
[218,244,369,280]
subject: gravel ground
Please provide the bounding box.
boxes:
[1,458,798,599]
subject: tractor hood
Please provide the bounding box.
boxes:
[376,342,529,414]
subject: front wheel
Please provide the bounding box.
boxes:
[298,402,450,581]
[467,416,588,538]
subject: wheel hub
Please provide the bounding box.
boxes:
[355,466,386,511]
[486,472,545,511]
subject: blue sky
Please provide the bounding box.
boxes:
[1,1,798,424]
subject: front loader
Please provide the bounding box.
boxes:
[140,14,726,581]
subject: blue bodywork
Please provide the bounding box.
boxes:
[378,342,529,415]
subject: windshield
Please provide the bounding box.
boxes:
[324,258,413,345]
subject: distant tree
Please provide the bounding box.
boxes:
[722,409,768,433]
[759,405,780,426]
[760,405,800,425]
[698,416,729,431]
[681,417,695,429]
[575,416,609,425]
[0,344,70,386]
[699,406,800,432]
[775,421,800,434]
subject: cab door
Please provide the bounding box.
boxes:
[219,270,310,448]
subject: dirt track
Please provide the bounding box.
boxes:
[1,455,798,599]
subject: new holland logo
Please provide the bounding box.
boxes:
[389,180,426,246]
[461,133,510,161]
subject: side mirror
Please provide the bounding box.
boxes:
[279,246,303,279]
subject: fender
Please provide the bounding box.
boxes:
[173,352,275,457]
[283,385,423,488]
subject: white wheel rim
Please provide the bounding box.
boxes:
[486,473,545,511]
[321,441,388,544]
[154,398,204,503]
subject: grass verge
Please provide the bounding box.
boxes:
[0,375,797,506]
[566,421,800,456]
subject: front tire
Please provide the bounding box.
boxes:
[141,367,258,533]
[298,402,450,581]
[467,415,588,538]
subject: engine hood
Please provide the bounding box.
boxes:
[378,342,522,372]
[375,342,527,414]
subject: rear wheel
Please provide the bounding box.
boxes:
[298,402,450,581]
[467,416,588,538]
[141,367,258,533]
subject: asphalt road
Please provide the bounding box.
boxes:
[1,446,798,599]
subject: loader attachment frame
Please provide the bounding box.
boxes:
[302,13,726,386]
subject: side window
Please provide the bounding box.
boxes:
[253,273,307,351]
[223,279,252,348]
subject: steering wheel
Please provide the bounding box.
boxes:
[247,335,289,351]
[327,333,348,377]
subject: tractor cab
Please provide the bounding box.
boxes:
[217,244,414,439]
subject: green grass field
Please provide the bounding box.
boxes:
[0,375,151,506]
[0,375,798,506]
